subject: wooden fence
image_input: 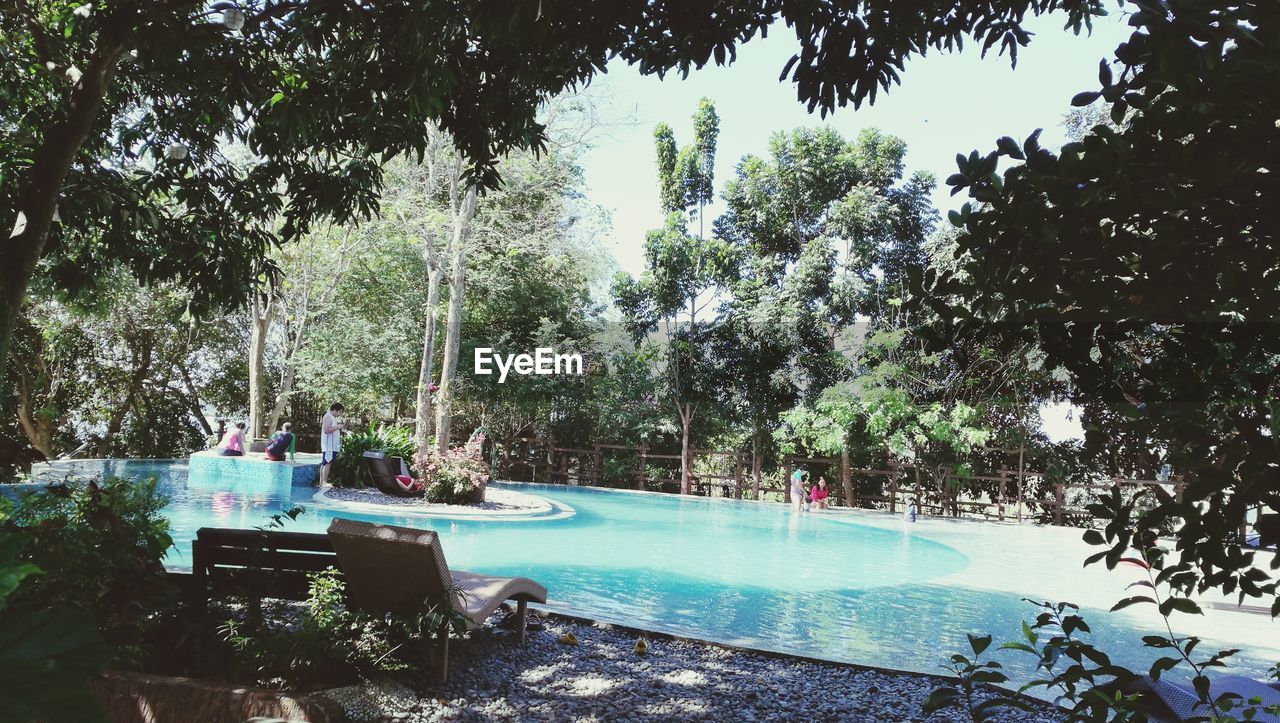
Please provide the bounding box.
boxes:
[488,436,1190,527]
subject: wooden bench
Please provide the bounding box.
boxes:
[190,527,341,614]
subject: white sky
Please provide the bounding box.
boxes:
[570,11,1129,444]
[578,10,1132,278]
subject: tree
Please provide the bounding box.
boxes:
[715,126,939,499]
[922,0,1280,612]
[1,0,1109,370]
[433,159,479,455]
[615,100,730,495]
[377,135,453,453]
[4,279,239,464]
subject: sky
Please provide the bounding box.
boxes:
[569,11,1131,443]
[577,9,1132,279]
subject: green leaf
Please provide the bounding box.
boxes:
[1000,642,1038,654]
[1158,597,1203,617]
[923,687,960,714]
[0,609,111,722]
[1149,656,1180,679]
[1071,91,1102,107]
[968,633,993,656]
[1111,595,1156,612]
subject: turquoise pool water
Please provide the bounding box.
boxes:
[13,459,1279,686]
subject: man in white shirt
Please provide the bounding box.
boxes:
[318,402,345,488]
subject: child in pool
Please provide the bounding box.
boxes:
[790,467,807,510]
[809,477,830,510]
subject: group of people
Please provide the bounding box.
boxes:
[212,402,347,486]
[789,466,919,522]
[790,467,832,511]
[214,421,298,461]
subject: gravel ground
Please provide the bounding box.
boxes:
[322,486,545,512]
[321,613,1062,722]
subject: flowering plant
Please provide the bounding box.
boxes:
[412,436,489,505]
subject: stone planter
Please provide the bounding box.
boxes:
[93,670,348,723]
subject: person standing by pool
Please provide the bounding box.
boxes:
[809,476,830,510]
[905,497,918,523]
[318,403,345,487]
[215,422,247,456]
[790,467,806,510]
[264,422,295,462]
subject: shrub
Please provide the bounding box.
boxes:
[329,424,415,488]
[218,570,467,691]
[0,478,173,721]
[413,436,490,505]
[2,477,175,659]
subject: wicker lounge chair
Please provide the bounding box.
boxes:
[1132,675,1280,722]
[361,450,422,497]
[326,517,548,682]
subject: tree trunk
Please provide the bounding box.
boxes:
[678,402,693,495]
[0,47,124,368]
[248,293,275,439]
[414,265,443,453]
[97,338,154,457]
[14,373,55,459]
[841,446,853,508]
[752,432,763,500]
[264,361,295,436]
[178,364,213,436]
[265,313,309,434]
[434,182,477,455]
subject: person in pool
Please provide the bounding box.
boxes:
[264,422,295,462]
[215,421,246,456]
[809,476,831,510]
[790,467,807,510]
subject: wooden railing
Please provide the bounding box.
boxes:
[484,435,1193,528]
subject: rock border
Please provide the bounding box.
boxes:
[307,485,576,522]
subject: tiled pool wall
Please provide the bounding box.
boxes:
[187,450,320,495]
[31,452,321,498]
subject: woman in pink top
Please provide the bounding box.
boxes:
[216,421,247,457]
[809,476,830,509]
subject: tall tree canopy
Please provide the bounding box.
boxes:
[1,0,1109,367]
[921,0,1280,611]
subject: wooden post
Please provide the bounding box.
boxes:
[515,599,528,646]
[734,453,743,499]
[890,466,899,514]
[592,445,602,487]
[780,454,788,503]
[998,467,1007,521]
[636,446,647,491]
[434,622,451,684]
[752,446,762,501]
[1054,483,1064,525]
[1015,444,1026,523]
[913,466,922,515]
[840,448,852,508]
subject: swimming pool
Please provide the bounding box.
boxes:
[15,459,1280,688]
